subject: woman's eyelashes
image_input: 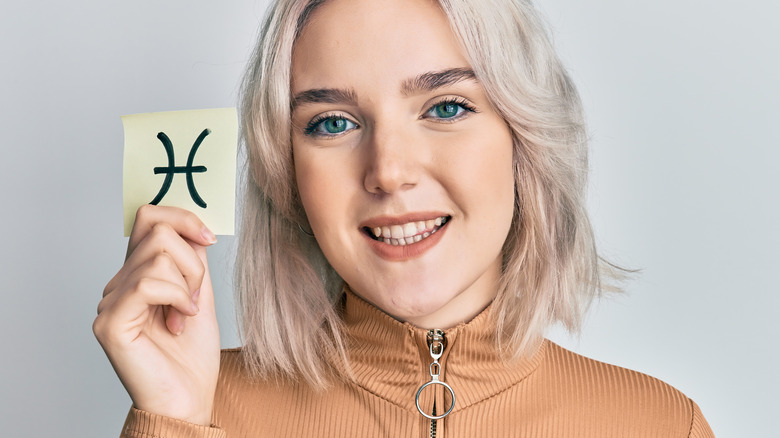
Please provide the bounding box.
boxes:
[422,98,477,122]
[304,113,359,138]
[302,98,477,138]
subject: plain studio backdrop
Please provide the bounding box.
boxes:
[1,1,777,436]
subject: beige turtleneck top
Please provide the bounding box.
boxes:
[121,291,714,437]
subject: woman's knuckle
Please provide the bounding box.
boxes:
[151,252,173,271]
[150,222,174,239]
[92,314,108,339]
[133,276,155,295]
[135,204,154,223]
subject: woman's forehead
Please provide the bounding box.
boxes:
[290,0,471,95]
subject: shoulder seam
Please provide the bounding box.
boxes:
[687,397,695,437]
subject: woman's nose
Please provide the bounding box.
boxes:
[362,126,421,195]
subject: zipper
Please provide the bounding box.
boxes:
[430,402,437,438]
[415,329,456,438]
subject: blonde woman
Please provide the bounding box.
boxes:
[94,0,714,436]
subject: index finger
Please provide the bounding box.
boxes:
[127,205,217,259]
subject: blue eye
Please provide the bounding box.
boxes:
[305,115,357,137]
[424,99,476,121]
[433,103,461,118]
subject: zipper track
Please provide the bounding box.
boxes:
[415,329,454,438]
[413,330,456,435]
[429,331,442,438]
[430,403,437,438]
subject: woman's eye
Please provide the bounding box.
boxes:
[424,100,475,121]
[306,116,357,137]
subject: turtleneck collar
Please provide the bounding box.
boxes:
[341,287,547,414]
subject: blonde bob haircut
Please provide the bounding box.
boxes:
[237,0,618,387]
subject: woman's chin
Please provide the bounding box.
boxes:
[358,287,463,329]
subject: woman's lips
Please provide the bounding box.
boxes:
[361,215,451,261]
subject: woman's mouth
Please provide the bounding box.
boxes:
[362,216,450,246]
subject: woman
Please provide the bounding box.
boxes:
[94,0,715,436]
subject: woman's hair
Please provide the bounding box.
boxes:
[236,0,620,387]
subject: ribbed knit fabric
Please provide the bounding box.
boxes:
[121,290,714,437]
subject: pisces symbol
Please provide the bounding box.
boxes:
[149,128,210,208]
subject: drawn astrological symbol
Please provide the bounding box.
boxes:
[149,128,210,208]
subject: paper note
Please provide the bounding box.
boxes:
[122,108,238,236]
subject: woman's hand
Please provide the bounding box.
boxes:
[93,205,221,426]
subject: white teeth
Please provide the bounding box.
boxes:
[368,216,448,246]
[390,225,404,239]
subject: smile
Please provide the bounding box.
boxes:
[363,216,450,246]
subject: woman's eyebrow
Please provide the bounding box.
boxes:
[291,68,476,110]
[400,67,476,96]
[292,88,358,110]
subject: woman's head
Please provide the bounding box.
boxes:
[238,0,606,385]
[290,0,515,330]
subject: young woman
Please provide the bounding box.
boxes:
[94,0,715,436]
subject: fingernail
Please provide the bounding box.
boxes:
[175,320,185,336]
[201,227,217,244]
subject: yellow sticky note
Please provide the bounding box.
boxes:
[122,108,238,236]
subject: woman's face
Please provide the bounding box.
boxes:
[291,0,515,329]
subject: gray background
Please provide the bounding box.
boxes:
[1,0,777,436]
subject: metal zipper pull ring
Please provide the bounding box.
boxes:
[415,330,456,420]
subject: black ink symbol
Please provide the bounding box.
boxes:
[150,129,210,208]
